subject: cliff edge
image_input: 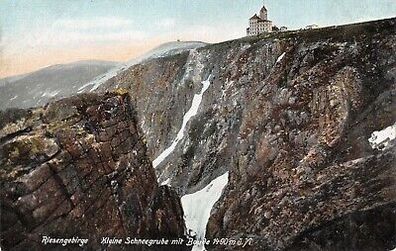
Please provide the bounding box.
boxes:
[0,92,186,250]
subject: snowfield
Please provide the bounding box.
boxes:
[181,172,229,251]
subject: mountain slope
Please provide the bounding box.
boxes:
[0,41,207,111]
[0,60,118,109]
[97,18,396,250]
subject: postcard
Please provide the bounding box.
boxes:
[1,1,395,250]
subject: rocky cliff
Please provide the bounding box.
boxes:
[0,92,186,250]
[1,17,396,251]
[96,18,396,250]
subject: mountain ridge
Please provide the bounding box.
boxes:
[0,60,118,110]
[96,17,396,250]
[0,17,395,250]
[0,60,119,83]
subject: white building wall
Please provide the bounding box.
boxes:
[249,20,258,35]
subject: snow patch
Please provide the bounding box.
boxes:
[221,80,234,99]
[181,172,229,251]
[152,75,211,168]
[368,122,396,150]
[160,178,171,186]
[41,90,60,97]
[9,95,18,101]
[276,52,286,63]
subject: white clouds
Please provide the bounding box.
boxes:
[56,17,134,30]
[3,29,148,55]
[2,11,245,65]
[3,16,147,55]
[50,17,147,45]
[175,23,243,42]
[48,30,147,44]
[156,18,177,29]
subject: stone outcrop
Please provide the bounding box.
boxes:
[205,20,396,250]
[97,18,396,250]
[0,92,186,250]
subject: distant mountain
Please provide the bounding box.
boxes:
[0,41,207,110]
[0,60,118,109]
[77,41,208,92]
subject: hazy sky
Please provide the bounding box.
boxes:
[1,0,395,78]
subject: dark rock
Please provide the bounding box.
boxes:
[0,92,186,250]
[97,18,396,250]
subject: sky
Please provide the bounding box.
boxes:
[1,0,395,78]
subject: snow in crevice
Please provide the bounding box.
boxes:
[9,95,18,101]
[221,80,234,100]
[368,122,396,150]
[152,74,211,168]
[41,90,60,98]
[160,178,171,186]
[77,41,206,93]
[276,52,286,63]
[181,172,229,251]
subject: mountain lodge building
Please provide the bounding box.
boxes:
[246,5,273,36]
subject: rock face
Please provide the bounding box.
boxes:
[97,18,396,250]
[0,92,185,250]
